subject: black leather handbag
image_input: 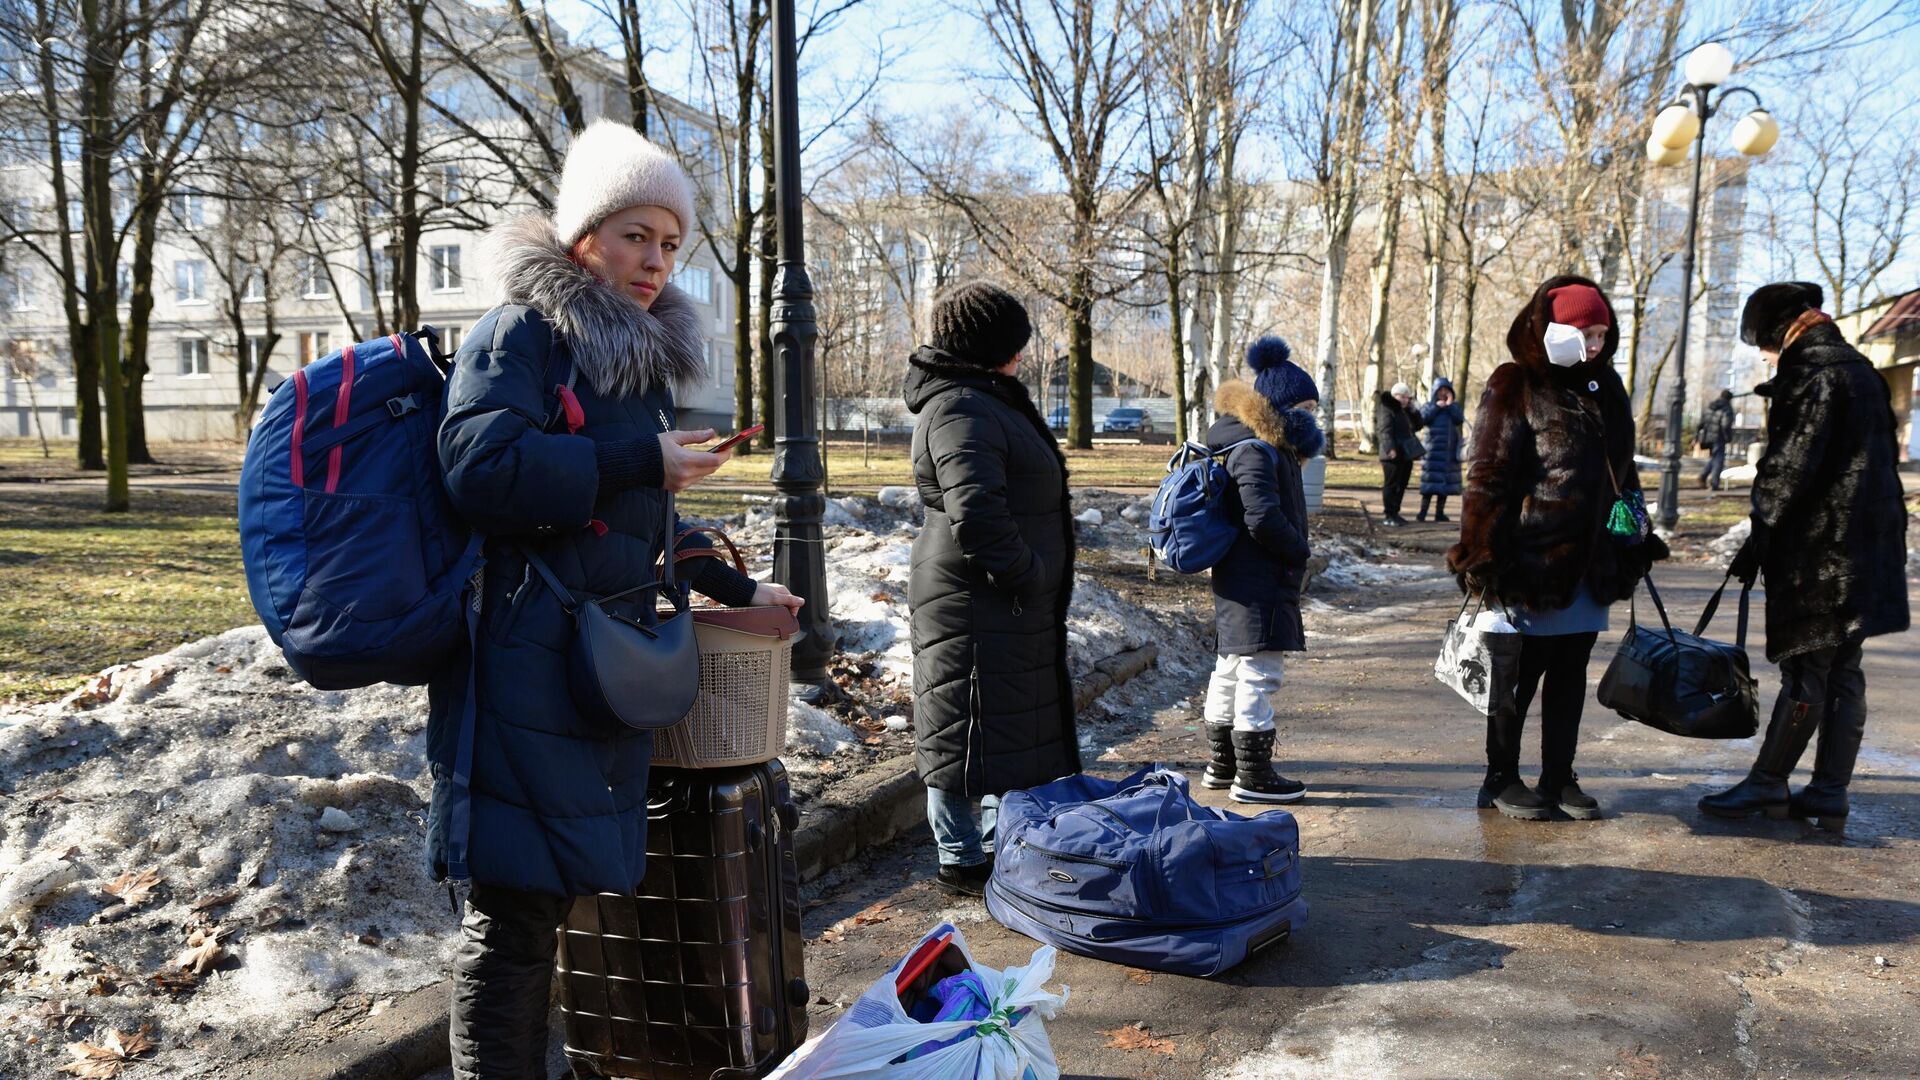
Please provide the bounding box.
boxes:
[519,503,700,731]
[1597,571,1758,739]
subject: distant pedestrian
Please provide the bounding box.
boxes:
[1198,336,1321,804]
[905,281,1079,897]
[1448,276,1667,822]
[1700,282,1909,831]
[1696,389,1736,490]
[1375,382,1424,527]
[1417,378,1465,522]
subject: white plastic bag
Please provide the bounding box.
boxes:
[767,923,1068,1080]
[1435,597,1523,718]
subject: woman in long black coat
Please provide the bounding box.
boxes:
[905,282,1078,896]
[1700,282,1910,830]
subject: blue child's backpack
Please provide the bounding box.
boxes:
[1147,438,1275,573]
[238,330,481,690]
[986,767,1307,977]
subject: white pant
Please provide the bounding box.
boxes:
[1203,651,1286,733]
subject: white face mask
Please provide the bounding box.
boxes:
[1543,322,1588,367]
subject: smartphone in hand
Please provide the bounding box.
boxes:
[707,424,765,454]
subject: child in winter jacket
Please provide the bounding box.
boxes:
[1199,336,1322,803]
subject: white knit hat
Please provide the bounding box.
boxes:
[1390,382,1412,397]
[552,119,697,246]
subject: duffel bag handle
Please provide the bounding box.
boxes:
[1690,570,1752,650]
[1631,573,1680,646]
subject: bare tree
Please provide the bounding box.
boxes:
[1789,85,1918,312]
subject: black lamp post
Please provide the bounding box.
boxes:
[1645,42,1779,531]
[768,0,835,695]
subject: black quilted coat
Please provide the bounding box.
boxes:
[1749,321,1910,661]
[1447,275,1668,609]
[905,349,1080,797]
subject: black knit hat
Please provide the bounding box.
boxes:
[929,281,1032,368]
[1740,281,1824,349]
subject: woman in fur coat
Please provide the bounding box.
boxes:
[1447,276,1666,822]
[1699,282,1909,831]
[432,120,802,1078]
[1199,337,1321,803]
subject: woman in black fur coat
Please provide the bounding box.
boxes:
[1447,276,1666,822]
[1699,282,1910,831]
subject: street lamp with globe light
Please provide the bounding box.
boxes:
[1644,42,1779,531]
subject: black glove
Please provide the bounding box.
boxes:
[1729,520,1767,585]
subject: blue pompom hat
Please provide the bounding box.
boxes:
[1246,336,1319,411]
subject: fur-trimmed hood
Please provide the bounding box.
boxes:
[1214,380,1323,462]
[1507,273,1620,382]
[480,213,706,400]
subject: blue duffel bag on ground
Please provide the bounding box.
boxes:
[985,766,1306,977]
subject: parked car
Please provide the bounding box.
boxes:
[1100,407,1155,436]
[1048,405,1069,430]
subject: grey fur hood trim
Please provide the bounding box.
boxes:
[480,213,705,399]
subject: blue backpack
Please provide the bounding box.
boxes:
[1147,438,1275,573]
[985,767,1307,977]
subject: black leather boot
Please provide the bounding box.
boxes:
[1700,696,1822,820]
[1791,699,1865,832]
[1229,730,1305,803]
[1536,772,1602,820]
[1201,724,1236,790]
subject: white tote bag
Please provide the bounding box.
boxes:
[1434,595,1523,719]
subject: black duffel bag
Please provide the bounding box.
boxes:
[1597,572,1758,739]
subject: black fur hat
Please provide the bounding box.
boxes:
[1740,281,1824,349]
[929,281,1033,368]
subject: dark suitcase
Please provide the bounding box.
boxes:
[557,760,810,1079]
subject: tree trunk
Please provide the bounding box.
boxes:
[1314,241,1347,456]
[33,8,98,470]
[1067,276,1094,450]
[1165,256,1188,445]
[126,181,161,463]
[80,0,128,509]
[756,106,776,451]
[1456,270,1478,405]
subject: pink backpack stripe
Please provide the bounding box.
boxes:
[326,343,357,493]
[291,370,310,488]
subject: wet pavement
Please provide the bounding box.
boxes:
[787,562,1920,1079]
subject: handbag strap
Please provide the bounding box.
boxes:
[518,493,681,617]
[1633,573,1679,645]
[1691,570,1752,649]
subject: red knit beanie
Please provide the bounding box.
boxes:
[1547,284,1611,329]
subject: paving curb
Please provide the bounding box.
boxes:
[235,643,1159,1080]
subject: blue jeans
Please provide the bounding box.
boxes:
[1699,443,1727,489]
[926,788,999,867]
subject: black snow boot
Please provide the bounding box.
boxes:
[1536,772,1602,820]
[1700,696,1822,820]
[1434,496,1450,523]
[1477,771,1551,820]
[1790,698,1865,832]
[1201,724,1236,790]
[1229,730,1305,804]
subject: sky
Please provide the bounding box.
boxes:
[541,0,1920,306]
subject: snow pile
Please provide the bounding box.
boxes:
[786,702,860,756]
[1707,517,1752,562]
[0,627,448,1078]
[1313,537,1449,591]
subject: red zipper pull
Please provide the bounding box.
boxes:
[587,518,609,537]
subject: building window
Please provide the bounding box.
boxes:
[429,245,462,292]
[673,263,713,304]
[177,338,210,377]
[298,331,331,367]
[299,177,327,221]
[440,165,463,206]
[241,263,266,301]
[246,335,271,373]
[168,191,206,229]
[437,324,462,353]
[3,268,32,311]
[117,264,132,297]
[65,198,82,233]
[362,250,391,309]
[174,260,208,303]
[300,255,331,299]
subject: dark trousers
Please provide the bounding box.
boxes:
[1381,458,1414,518]
[1419,493,1449,518]
[1486,631,1599,783]
[451,883,571,1080]
[1779,641,1867,795]
[1698,443,1728,489]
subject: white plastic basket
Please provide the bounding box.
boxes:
[654,606,796,768]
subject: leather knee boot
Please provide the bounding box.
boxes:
[1699,696,1822,820]
[1791,699,1865,831]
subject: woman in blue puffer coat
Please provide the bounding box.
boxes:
[430,120,803,1079]
[1417,377,1465,522]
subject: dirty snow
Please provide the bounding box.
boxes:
[1707,517,1751,562]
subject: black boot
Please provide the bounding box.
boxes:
[1477,770,1552,820]
[1791,699,1865,832]
[1536,772,1602,820]
[1700,696,1823,819]
[1417,495,1431,522]
[1201,724,1236,790]
[1433,496,1449,523]
[1229,730,1305,804]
